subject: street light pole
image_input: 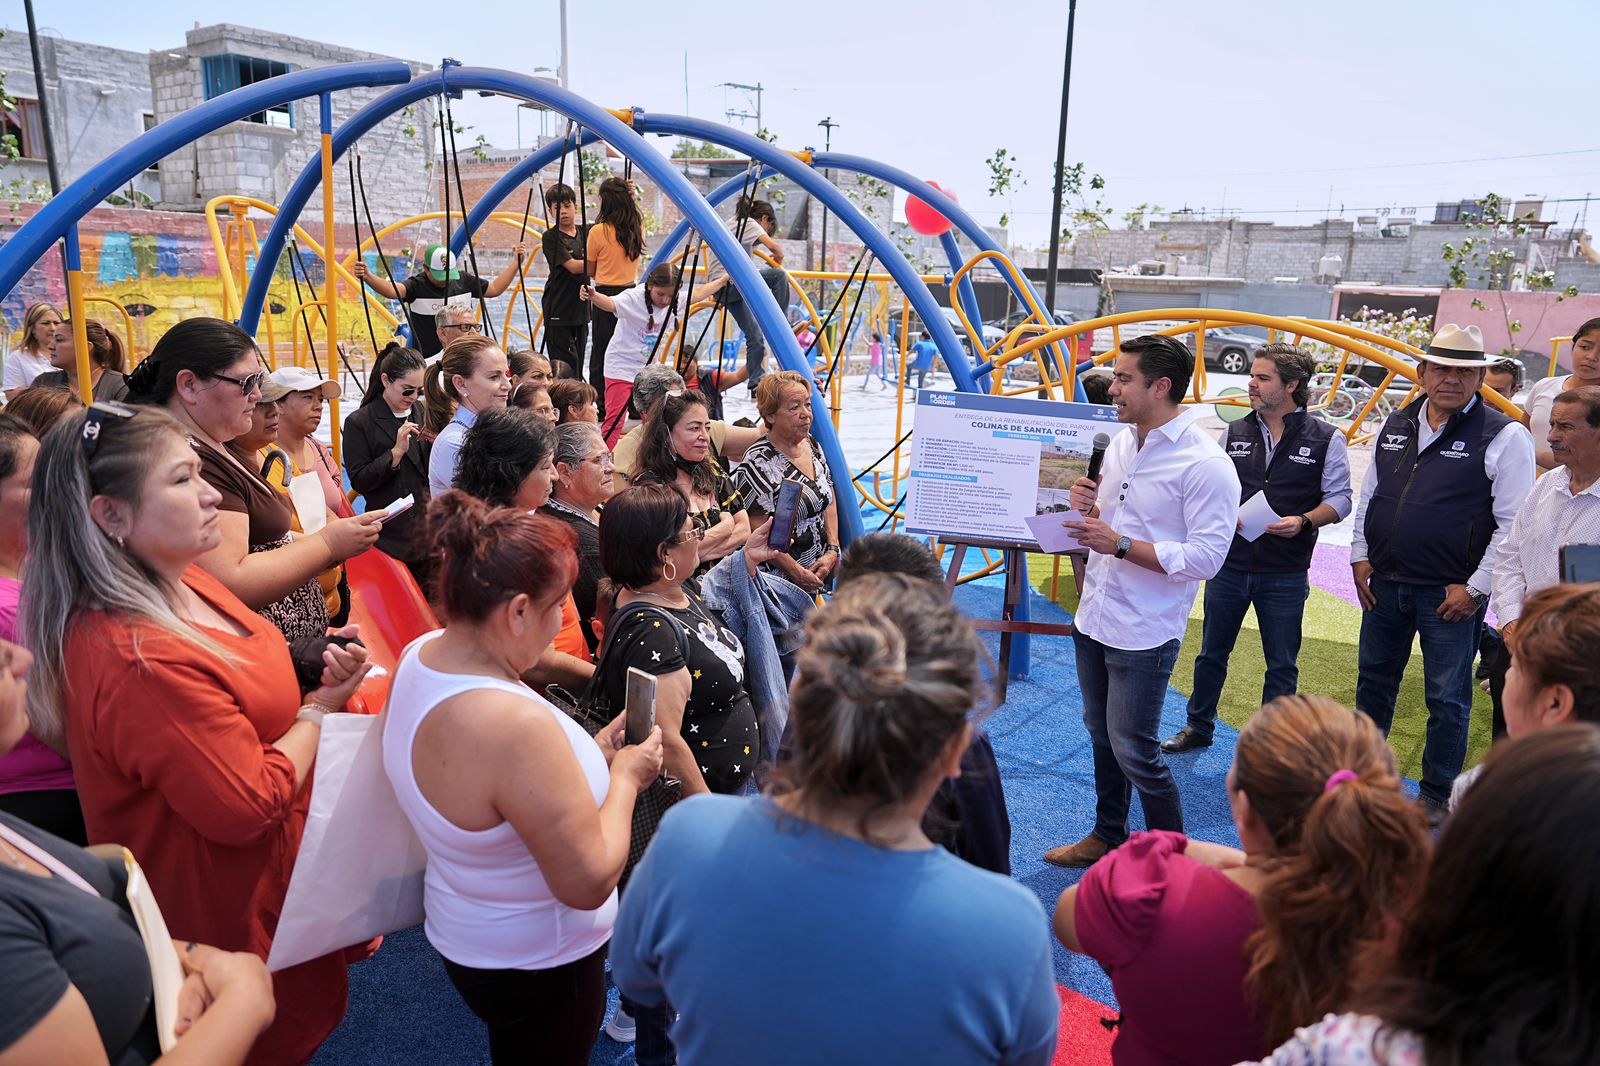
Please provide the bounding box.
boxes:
[22,0,61,195]
[1043,0,1078,321]
[817,116,838,302]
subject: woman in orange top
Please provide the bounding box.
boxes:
[21,404,373,1066]
[585,177,644,419]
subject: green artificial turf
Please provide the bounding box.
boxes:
[1025,554,1494,779]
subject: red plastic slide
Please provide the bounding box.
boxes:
[342,548,438,715]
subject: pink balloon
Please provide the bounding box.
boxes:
[905,182,957,237]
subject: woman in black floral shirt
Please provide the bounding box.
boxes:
[731,370,839,593]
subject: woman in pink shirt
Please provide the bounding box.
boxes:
[1053,695,1429,1065]
[0,413,83,843]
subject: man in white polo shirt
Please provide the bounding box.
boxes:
[1044,334,1241,867]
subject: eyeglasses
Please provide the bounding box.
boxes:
[673,523,707,544]
[81,400,136,459]
[440,321,481,333]
[580,452,614,468]
[210,370,265,395]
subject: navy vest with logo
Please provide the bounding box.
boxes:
[1363,396,1512,585]
[1222,409,1336,573]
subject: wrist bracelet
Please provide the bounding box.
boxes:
[295,705,327,728]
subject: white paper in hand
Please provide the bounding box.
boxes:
[1237,491,1282,543]
[1024,511,1088,554]
[287,471,328,534]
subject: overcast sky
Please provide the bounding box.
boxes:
[17,0,1600,246]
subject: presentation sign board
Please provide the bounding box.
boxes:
[905,390,1127,547]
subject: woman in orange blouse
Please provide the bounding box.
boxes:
[585,177,644,418]
[22,404,373,1066]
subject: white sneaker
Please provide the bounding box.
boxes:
[605,1007,636,1043]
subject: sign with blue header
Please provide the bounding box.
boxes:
[906,390,1125,546]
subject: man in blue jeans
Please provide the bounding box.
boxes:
[1163,345,1352,753]
[1042,335,1240,867]
[1350,324,1534,821]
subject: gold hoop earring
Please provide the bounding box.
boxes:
[662,560,678,583]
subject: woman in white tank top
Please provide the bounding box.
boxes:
[383,490,662,1066]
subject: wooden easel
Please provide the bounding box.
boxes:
[943,539,1075,704]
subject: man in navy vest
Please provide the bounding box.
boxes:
[1162,344,1352,754]
[1350,323,1535,819]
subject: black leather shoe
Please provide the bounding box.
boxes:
[1161,726,1212,754]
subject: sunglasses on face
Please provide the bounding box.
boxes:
[673,523,707,544]
[210,370,266,396]
[397,385,422,399]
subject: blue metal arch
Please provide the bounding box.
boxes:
[0,60,413,303]
[234,67,861,541]
[629,113,978,394]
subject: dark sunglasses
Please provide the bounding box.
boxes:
[210,370,266,395]
[397,385,422,398]
[81,400,137,459]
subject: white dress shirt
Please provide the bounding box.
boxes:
[1492,466,1600,623]
[1350,398,1536,593]
[1074,407,1242,650]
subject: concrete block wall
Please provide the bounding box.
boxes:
[150,24,435,228]
[0,29,158,200]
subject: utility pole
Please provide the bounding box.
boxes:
[1043,0,1078,321]
[22,0,60,195]
[718,81,763,132]
[557,0,570,89]
[817,116,838,302]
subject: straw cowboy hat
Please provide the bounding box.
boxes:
[1420,323,1492,367]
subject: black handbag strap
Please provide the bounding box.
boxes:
[579,599,692,716]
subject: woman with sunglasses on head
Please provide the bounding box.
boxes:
[342,343,432,590]
[22,403,374,1065]
[126,318,383,644]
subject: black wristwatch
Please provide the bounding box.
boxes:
[1114,534,1132,560]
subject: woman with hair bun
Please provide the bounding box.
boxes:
[384,490,662,1066]
[611,573,1061,1066]
[1055,694,1429,1064]
[34,318,128,402]
[342,342,432,587]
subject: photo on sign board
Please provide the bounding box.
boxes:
[1037,442,1092,515]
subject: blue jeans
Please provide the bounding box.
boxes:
[1186,566,1309,738]
[619,994,674,1066]
[1355,576,1484,806]
[1074,632,1184,845]
[720,266,788,391]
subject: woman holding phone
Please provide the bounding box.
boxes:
[385,491,663,1066]
[731,371,837,593]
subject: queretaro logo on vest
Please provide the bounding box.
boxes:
[1441,440,1471,460]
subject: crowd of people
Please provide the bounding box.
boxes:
[0,285,1596,1066]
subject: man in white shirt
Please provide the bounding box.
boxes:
[1043,335,1241,868]
[1494,384,1600,631]
[1350,323,1535,819]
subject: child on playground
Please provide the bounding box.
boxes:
[586,176,645,419]
[862,329,888,390]
[713,195,791,395]
[582,264,731,445]
[672,342,749,422]
[540,182,589,380]
[910,331,940,389]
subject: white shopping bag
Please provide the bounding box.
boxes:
[267,709,427,972]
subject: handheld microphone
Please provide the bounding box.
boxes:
[1085,432,1111,484]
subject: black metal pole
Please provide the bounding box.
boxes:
[1043,0,1078,318]
[23,0,60,195]
[817,117,837,305]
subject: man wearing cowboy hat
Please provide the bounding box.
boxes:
[1350,323,1535,819]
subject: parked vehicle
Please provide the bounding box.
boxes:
[1185,328,1268,374]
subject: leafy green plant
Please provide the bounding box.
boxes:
[1440,193,1579,355]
